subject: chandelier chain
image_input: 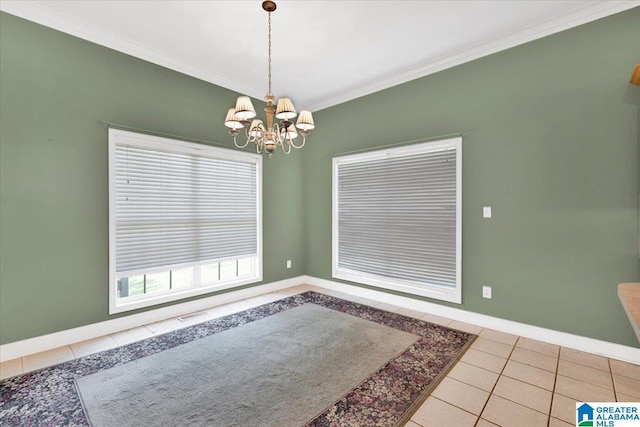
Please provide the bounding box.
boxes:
[267,11,272,96]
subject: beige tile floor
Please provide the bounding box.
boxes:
[1,285,639,427]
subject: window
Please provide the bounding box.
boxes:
[332,137,461,303]
[109,129,262,314]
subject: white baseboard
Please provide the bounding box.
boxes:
[302,275,640,364]
[0,276,302,362]
[3,275,639,365]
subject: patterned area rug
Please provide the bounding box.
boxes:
[0,291,476,426]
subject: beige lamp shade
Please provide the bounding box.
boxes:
[234,96,256,120]
[295,110,315,130]
[224,108,244,129]
[282,123,298,140]
[275,97,297,120]
[249,119,265,138]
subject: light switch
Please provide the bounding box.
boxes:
[483,206,492,218]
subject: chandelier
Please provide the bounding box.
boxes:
[223,1,315,156]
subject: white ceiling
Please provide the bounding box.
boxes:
[2,1,639,111]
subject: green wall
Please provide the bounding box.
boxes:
[305,7,640,347]
[0,12,305,345]
[1,8,639,348]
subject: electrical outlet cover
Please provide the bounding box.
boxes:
[482,286,492,299]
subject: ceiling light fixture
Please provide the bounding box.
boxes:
[223,1,315,156]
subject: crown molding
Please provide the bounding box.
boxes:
[2,1,639,111]
[306,1,640,111]
[0,1,263,100]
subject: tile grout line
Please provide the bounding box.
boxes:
[554,372,618,393]
[472,331,518,426]
[550,355,621,424]
[608,358,618,402]
[560,354,610,373]
[473,335,562,424]
[547,346,562,427]
[426,395,482,426]
[428,377,486,422]
[69,344,81,359]
[409,328,489,426]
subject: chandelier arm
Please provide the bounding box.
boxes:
[289,136,306,149]
[281,139,292,154]
[273,122,282,143]
[233,133,250,149]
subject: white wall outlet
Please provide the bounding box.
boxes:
[482,286,492,299]
[483,206,492,218]
[286,260,292,269]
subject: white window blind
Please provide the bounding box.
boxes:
[333,137,461,303]
[113,133,258,277]
[109,129,262,313]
